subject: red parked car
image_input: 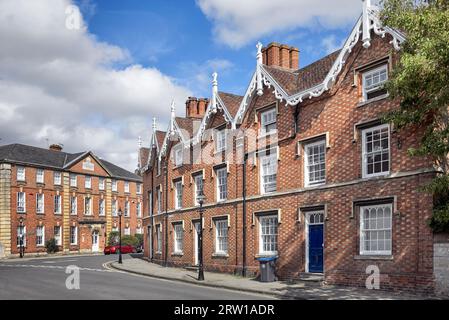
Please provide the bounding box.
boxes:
[104,245,136,255]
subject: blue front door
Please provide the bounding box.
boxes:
[308,224,324,273]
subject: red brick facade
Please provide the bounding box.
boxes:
[0,148,142,257]
[140,31,436,293]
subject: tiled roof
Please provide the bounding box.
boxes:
[0,143,141,181]
[155,131,166,149]
[264,49,341,95]
[175,117,201,139]
[139,147,150,167]
[218,92,243,118]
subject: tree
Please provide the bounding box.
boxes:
[107,231,119,246]
[380,0,449,231]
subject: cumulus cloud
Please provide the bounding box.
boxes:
[196,0,362,48]
[0,0,191,171]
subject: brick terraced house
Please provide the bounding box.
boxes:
[138,1,446,294]
[0,143,143,257]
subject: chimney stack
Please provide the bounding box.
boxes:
[262,42,299,70]
[185,97,209,118]
[49,144,63,152]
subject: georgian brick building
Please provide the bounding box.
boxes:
[0,143,143,257]
[138,2,439,293]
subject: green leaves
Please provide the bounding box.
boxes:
[380,0,449,232]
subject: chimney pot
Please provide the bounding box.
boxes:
[262,42,299,70]
[49,144,63,152]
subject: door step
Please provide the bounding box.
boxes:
[299,273,324,282]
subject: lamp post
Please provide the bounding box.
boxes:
[19,217,24,258]
[196,189,206,281]
[118,208,123,264]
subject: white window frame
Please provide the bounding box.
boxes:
[99,198,105,216]
[260,107,277,136]
[54,226,62,246]
[136,227,143,234]
[259,215,278,255]
[17,226,26,247]
[112,180,117,192]
[156,224,162,253]
[173,223,183,254]
[362,124,390,178]
[215,219,228,254]
[36,193,44,214]
[85,176,92,189]
[174,180,183,209]
[362,64,388,101]
[174,147,183,167]
[17,166,25,182]
[304,140,326,187]
[124,181,130,193]
[17,192,26,213]
[54,171,61,185]
[124,201,130,217]
[216,167,227,202]
[157,187,162,213]
[70,196,77,215]
[70,174,77,187]
[36,169,44,184]
[99,177,105,190]
[124,227,131,236]
[36,226,45,247]
[215,129,226,153]
[136,202,142,218]
[194,174,204,206]
[84,196,92,215]
[70,226,78,245]
[112,199,117,217]
[137,183,142,194]
[260,153,277,194]
[360,203,392,256]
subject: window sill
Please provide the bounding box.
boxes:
[304,182,326,189]
[255,253,278,259]
[212,253,229,258]
[362,172,390,180]
[155,251,162,255]
[357,94,389,108]
[354,255,393,260]
[54,213,62,215]
[257,132,278,140]
[17,212,26,214]
[171,252,183,256]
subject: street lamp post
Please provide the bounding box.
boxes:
[19,217,24,258]
[196,190,206,281]
[118,208,123,264]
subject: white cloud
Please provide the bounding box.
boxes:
[196,0,361,48]
[321,35,346,54]
[0,0,191,171]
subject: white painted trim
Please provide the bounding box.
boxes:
[305,210,325,273]
[361,123,391,178]
[359,203,393,256]
[304,139,327,187]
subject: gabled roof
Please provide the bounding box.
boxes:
[155,131,166,150]
[138,147,150,169]
[262,49,341,96]
[0,143,142,182]
[218,92,243,118]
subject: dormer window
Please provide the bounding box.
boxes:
[174,147,183,167]
[260,107,277,136]
[215,129,226,152]
[362,64,388,101]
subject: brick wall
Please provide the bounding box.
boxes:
[142,34,436,293]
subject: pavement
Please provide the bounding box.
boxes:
[0,254,272,300]
[109,257,440,300]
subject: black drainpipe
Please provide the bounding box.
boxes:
[164,158,169,267]
[150,155,154,262]
[242,152,248,277]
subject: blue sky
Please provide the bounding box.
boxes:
[77,0,359,97]
[0,0,362,170]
